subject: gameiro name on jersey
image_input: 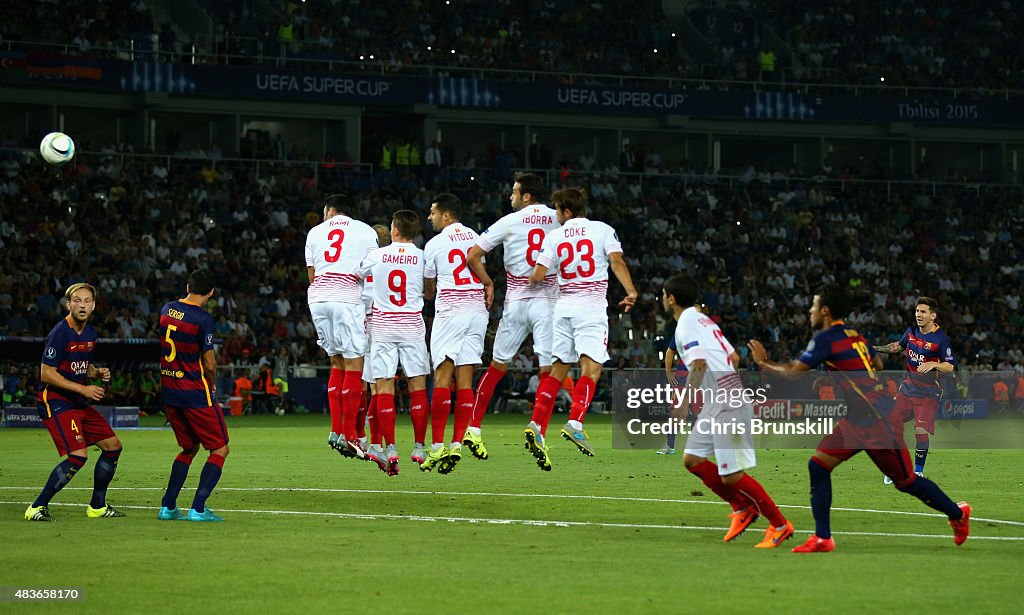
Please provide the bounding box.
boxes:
[305,214,379,305]
[424,223,486,315]
[476,204,560,302]
[536,217,622,315]
[37,316,97,415]
[159,300,217,409]
[357,242,426,343]
[898,325,956,399]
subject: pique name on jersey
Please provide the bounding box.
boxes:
[381,253,420,265]
[523,215,554,225]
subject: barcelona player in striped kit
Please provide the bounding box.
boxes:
[26,282,125,521]
[748,286,970,552]
[158,269,229,522]
[874,297,956,482]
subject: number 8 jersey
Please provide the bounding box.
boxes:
[424,223,486,315]
[536,217,622,316]
[305,214,379,305]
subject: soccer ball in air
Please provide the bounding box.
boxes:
[275,407,286,416]
[39,132,76,166]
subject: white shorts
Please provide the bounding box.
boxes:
[492,299,554,366]
[430,312,488,370]
[310,302,366,359]
[551,313,609,364]
[683,404,757,476]
[370,340,431,380]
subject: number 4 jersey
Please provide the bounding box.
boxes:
[424,223,486,315]
[356,242,426,342]
[305,214,379,305]
[536,217,622,316]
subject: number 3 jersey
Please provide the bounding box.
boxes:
[476,204,560,302]
[424,223,486,316]
[159,300,216,409]
[536,217,622,316]
[356,242,426,342]
[305,214,379,305]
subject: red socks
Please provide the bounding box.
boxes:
[377,393,396,446]
[410,389,429,444]
[341,370,363,441]
[368,394,382,446]
[568,376,596,423]
[328,368,344,434]
[688,461,750,512]
[732,473,787,527]
[453,388,474,444]
[471,366,506,428]
[355,386,368,439]
[430,387,451,444]
[530,375,562,435]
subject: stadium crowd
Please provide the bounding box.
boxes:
[4,1,1022,92]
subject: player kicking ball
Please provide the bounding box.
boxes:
[663,275,795,548]
[523,187,637,469]
[357,211,431,476]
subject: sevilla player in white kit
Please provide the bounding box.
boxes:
[662,274,794,548]
[466,173,560,460]
[356,211,430,476]
[524,187,638,470]
[304,194,378,459]
[359,224,393,465]
[421,193,488,474]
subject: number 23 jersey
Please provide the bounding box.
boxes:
[536,217,622,316]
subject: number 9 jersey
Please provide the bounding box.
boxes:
[536,217,622,316]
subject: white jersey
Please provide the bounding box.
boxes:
[424,223,486,315]
[536,217,622,315]
[674,306,743,406]
[305,214,378,304]
[476,204,560,301]
[356,242,426,343]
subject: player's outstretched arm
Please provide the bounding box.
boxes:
[608,253,638,312]
[747,339,811,380]
[872,341,902,354]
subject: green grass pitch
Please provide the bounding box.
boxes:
[1,413,1022,613]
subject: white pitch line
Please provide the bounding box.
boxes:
[2,485,1023,528]
[1,499,1021,541]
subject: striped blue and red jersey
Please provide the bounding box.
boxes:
[159,300,216,409]
[36,316,97,416]
[898,325,955,399]
[798,320,893,425]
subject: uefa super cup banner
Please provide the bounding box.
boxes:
[4,54,1023,126]
[2,406,139,428]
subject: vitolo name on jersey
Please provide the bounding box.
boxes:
[381,253,419,265]
[450,231,475,242]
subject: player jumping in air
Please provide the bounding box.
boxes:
[524,187,637,469]
[466,172,560,461]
